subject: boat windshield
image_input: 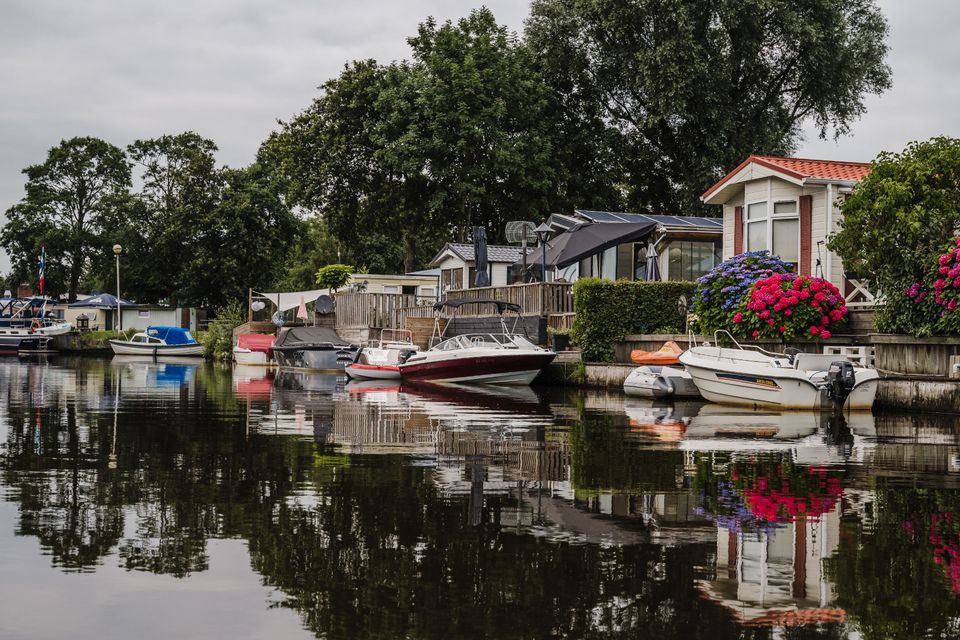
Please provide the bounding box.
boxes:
[431,334,536,351]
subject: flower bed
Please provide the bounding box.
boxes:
[691,251,790,333]
[906,237,960,334]
[737,273,848,340]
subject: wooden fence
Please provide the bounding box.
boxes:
[334,292,417,329]
[442,282,573,317]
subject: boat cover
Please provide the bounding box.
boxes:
[146,326,196,345]
[274,326,353,348]
[237,333,275,355]
[630,340,683,365]
[433,298,522,314]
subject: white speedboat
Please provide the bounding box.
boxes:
[345,330,419,380]
[678,332,879,411]
[398,299,555,385]
[109,326,204,357]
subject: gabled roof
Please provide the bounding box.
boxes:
[430,243,533,267]
[702,155,871,204]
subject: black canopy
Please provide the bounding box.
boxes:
[434,298,522,314]
[274,326,353,348]
[68,293,138,309]
[523,221,657,269]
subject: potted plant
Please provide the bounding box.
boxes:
[548,326,571,352]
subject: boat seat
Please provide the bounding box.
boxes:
[793,353,847,371]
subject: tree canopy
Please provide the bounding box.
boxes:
[1,137,130,301]
[525,0,892,214]
[829,137,960,334]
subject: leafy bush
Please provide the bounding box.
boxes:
[315,263,354,291]
[571,279,696,362]
[203,300,247,360]
[829,137,960,334]
[691,251,791,333]
[736,273,848,340]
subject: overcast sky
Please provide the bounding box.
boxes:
[2,0,959,274]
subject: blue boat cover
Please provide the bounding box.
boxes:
[146,326,197,345]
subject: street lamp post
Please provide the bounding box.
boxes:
[534,223,552,283]
[113,244,122,334]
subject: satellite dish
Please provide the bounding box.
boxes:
[315,294,334,315]
[505,221,537,244]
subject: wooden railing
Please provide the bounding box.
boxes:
[442,282,574,316]
[334,293,417,329]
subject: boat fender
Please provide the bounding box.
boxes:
[826,361,857,407]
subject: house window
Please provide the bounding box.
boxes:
[744,200,800,264]
[441,268,463,292]
[419,286,436,300]
[467,265,492,288]
[667,241,722,281]
[138,310,150,318]
[382,285,400,294]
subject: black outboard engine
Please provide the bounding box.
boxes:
[826,361,857,409]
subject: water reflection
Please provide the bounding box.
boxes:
[1,357,960,638]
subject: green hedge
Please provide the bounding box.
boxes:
[571,279,697,362]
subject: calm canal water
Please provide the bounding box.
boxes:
[1,356,959,639]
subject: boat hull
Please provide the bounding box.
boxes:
[109,340,204,357]
[399,352,555,385]
[623,365,702,399]
[345,363,402,380]
[233,347,273,366]
[273,345,360,371]
[0,334,51,354]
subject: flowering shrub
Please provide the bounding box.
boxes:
[905,237,960,334]
[691,251,791,333]
[735,273,848,340]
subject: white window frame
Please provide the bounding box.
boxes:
[742,195,800,263]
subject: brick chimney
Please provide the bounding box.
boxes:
[17,283,33,299]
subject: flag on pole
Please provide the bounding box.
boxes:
[38,247,45,295]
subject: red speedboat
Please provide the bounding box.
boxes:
[398,299,555,385]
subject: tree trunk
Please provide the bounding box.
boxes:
[68,249,82,303]
[404,233,416,274]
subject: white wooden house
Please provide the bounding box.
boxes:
[702,155,875,307]
[430,243,533,293]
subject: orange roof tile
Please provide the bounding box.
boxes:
[702,155,872,200]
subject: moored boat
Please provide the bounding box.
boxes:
[345,329,419,380]
[271,326,360,371]
[678,331,879,411]
[233,333,276,366]
[109,326,204,357]
[398,299,555,385]
[623,365,702,399]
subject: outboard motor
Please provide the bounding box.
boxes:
[826,360,857,409]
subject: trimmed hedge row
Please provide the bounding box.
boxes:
[571,278,697,362]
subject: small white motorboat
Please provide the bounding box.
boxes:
[345,330,419,381]
[109,326,204,357]
[678,331,879,411]
[623,365,702,399]
[233,333,276,366]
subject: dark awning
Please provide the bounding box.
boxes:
[522,221,658,269]
[68,293,138,309]
[434,299,522,314]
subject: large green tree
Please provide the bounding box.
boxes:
[270,8,619,272]
[525,0,892,214]
[1,137,130,301]
[829,137,960,334]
